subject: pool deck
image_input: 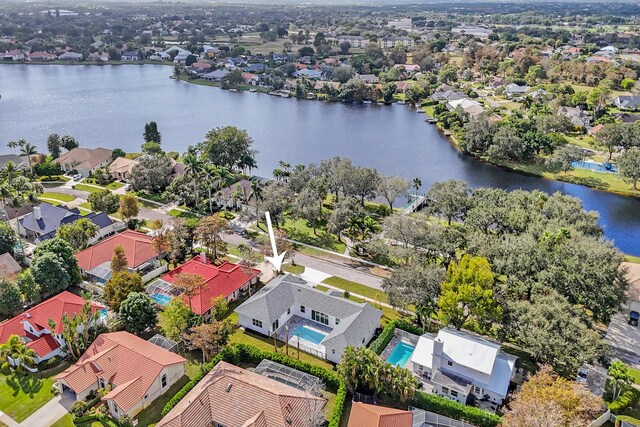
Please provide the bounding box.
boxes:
[276,315,332,357]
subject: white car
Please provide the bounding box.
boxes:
[72,174,83,181]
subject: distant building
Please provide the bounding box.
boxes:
[121,51,140,61]
[504,83,530,98]
[58,52,83,61]
[28,51,56,62]
[380,37,415,49]
[108,156,139,181]
[452,25,493,40]
[336,35,367,49]
[614,95,640,110]
[53,147,113,177]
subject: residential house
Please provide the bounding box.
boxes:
[90,41,104,49]
[0,291,104,365]
[504,83,530,98]
[558,106,590,129]
[336,35,367,49]
[410,328,517,407]
[216,179,252,207]
[447,98,485,118]
[0,253,21,279]
[488,76,506,89]
[88,51,109,62]
[17,202,122,244]
[121,51,140,61]
[357,74,380,84]
[242,72,260,86]
[190,62,212,75]
[244,63,265,73]
[614,95,640,110]
[431,89,466,102]
[165,46,191,63]
[589,124,604,136]
[201,44,220,58]
[315,80,342,92]
[235,274,382,363]
[108,156,139,181]
[53,147,113,177]
[75,230,164,284]
[0,154,27,170]
[148,256,260,319]
[150,51,171,61]
[395,81,411,94]
[1,50,25,61]
[380,37,415,49]
[157,361,325,427]
[293,68,323,79]
[394,64,420,73]
[28,51,56,62]
[55,331,186,419]
[59,52,83,61]
[347,402,412,427]
[201,69,229,81]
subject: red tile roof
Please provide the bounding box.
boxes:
[55,331,186,412]
[26,334,60,358]
[160,259,259,316]
[0,291,102,344]
[347,402,413,427]
[157,361,325,427]
[75,230,158,271]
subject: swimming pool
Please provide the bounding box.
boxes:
[150,293,172,306]
[387,342,415,367]
[291,325,327,345]
[99,308,108,319]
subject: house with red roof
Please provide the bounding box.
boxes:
[55,331,186,419]
[0,291,104,364]
[75,230,164,284]
[347,402,412,427]
[148,255,260,319]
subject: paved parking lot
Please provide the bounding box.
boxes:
[606,312,640,368]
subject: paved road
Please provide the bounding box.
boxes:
[50,184,384,289]
[606,312,640,368]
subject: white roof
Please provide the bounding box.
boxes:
[438,328,500,375]
[486,353,517,397]
[448,98,482,110]
[410,332,435,369]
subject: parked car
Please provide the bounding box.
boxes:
[629,311,639,326]
[72,174,83,181]
[576,366,589,383]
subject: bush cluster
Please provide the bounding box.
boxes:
[369,319,424,355]
[411,391,502,427]
[609,388,640,414]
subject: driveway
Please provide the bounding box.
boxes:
[20,391,75,427]
[606,312,640,368]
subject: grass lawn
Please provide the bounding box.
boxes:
[628,366,640,385]
[0,362,70,422]
[168,208,199,219]
[39,192,76,203]
[50,413,103,427]
[314,285,401,326]
[73,184,104,194]
[323,276,388,304]
[227,244,265,261]
[282,263,305,274]
[626,255,640,264]
[280,217,346,254]
[225,311,334,370]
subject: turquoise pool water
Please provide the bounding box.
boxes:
[99,308,107,319]
[387,342,415,367]
[150,293,172,306]
[572,160,617,173]
[292,325,327,345]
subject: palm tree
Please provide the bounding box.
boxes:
[361,216,380,241]
[0,335,23,366]
[14,345,36,374]
[520,95,533,110]
[230,187,244,211]
[212,166,233,216]
[6,140,18,155]
[248,180,263,224]
[183,152,204,210]
[204,164,219,213]
[19,141,37,175]
[412,177,422,193]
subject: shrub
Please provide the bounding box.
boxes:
[610,388,640,414]
[71,400,87,417]
[411,391,501,427]
[1,361,11,374]
[369,319,424,355]
[616,415,640,427]
[73,414,119,427]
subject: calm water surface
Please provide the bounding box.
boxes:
[0,64,639,254]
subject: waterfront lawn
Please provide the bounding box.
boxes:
[626,255,640,264]
[39,192,75,203]
[0,362,69,422]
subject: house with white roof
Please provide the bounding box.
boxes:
[410,328,517,407]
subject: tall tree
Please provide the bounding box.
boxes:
[0,222,17,255]
[160,298,193,341]
[119,292,157,335]
[31,252,71,296]
[47,133,62,159]
[183,321,230,364]
[194,215,230,260]
[427,180,470,225]
[111,245,129,273]
[502,366,603,427]
[437,254,501,331]
[377,176,409,211]
[143,121,162,144]
[173,273,206,310]
[182,152,204,209]
[32,238,81,285]
[0,280,22,317]
[129,155,173,193]
[119,194,139,225]
[61,135,79,151]
[88,189,120,214]
[608,360,634,399]
[56,218,100,252]
[618,147,640,191]
[104,271,143,311]
[198,126,255,170]
[19,141,38,174]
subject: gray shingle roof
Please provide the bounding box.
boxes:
[235,274,382,348]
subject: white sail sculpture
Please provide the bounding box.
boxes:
[264,211,286,272]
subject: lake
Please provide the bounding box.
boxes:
[0,64,639,255]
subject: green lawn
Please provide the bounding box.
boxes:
[282,263,305,274]
[134,375,192,427]
[628,366,640,385]
[82,179,124,191]
[39,192,76,203]
[168,209,199,219]
[0,362,69,422]
[51,413,103,427]
[73,184,105,194]
[625,255,640,264]
[323,276,388,304]
[314,284,401,326]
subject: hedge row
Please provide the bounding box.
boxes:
[610,388,640,414]
[161,343,346,426]
[73,414,118,427]
[616,415,640,427]
[369,319,424,355]
[411,391,502,427]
